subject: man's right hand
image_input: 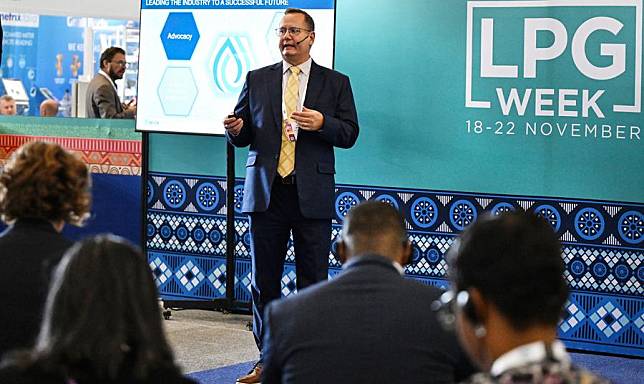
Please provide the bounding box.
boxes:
[223,114,243,136]
[125,104,137,118]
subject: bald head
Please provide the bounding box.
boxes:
[339,201,411,265]
[40,99,59,117]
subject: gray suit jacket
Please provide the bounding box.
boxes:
[262,254,476,384]
[85,73,134,119]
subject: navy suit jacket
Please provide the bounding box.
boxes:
[0,219,72,358]
[262,255,476,384]
[226,61,359,219]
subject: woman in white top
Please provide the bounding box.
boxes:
[434,211,609,384]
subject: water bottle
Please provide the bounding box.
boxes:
[60,89,72,117]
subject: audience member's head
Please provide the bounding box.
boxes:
[0,95,17,116]
[337,200,411,265]
[444,211,568,371]
[39,99,59,117]
[5,235,181,382]
[0,141,91,229]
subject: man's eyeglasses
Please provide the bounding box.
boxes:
[112,60,128,67]
[274,27,311,37]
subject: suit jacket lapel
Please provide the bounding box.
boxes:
[102,76,122,113]
[268,62,282,130]
[115,90,123,113]
[268,60,322,129]
[304,60,324,108]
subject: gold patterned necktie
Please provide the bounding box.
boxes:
[277,66,300,177]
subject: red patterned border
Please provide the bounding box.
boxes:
[0,135,141,176]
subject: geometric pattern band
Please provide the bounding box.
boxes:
[0,134,142,175]
[146,171,643,357]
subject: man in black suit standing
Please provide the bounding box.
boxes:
[223,8,359,383]
[261,201,475,384]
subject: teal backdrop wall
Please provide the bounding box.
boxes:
[150,0,642,203]
[146,0,643,357]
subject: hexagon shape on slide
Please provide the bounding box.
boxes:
[161,12,200,60]
[157,67,199,116]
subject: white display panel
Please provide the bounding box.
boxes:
[136,2,336,135]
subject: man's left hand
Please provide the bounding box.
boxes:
[291,107,324,131]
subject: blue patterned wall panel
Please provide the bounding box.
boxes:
[146,172,643,356]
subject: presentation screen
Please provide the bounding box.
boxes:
[136,0,336,135]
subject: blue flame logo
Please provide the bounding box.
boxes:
[213,36,251,94]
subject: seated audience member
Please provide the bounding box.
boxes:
[0,95,17,115]
[262,201,475,384]
[0,235,196,384]
[0,142,91,357]
[39,99,59,117]
[438,211,608,384]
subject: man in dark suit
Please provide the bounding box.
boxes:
[261,201,475,383]
[223,8,359,383]
[85,47,136,119]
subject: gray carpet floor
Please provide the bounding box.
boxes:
[163,309,258,374]
[163,308,643,384]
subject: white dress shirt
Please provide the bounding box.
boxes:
[98,70,118,93]
[282,57,312,116]
[490,340,571,377]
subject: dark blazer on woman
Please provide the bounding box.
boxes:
[0,219,72,357]
[0,364,197,384]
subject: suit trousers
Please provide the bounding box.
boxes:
[248,179,331,358]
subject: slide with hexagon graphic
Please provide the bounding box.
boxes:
[136,1,336,135]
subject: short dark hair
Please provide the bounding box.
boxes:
[342,201,407,252]
[0,141,91,225]
[284,8,315,31]
[17,235,180,381]
[99,46,125,70]
[448,211,568,329]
